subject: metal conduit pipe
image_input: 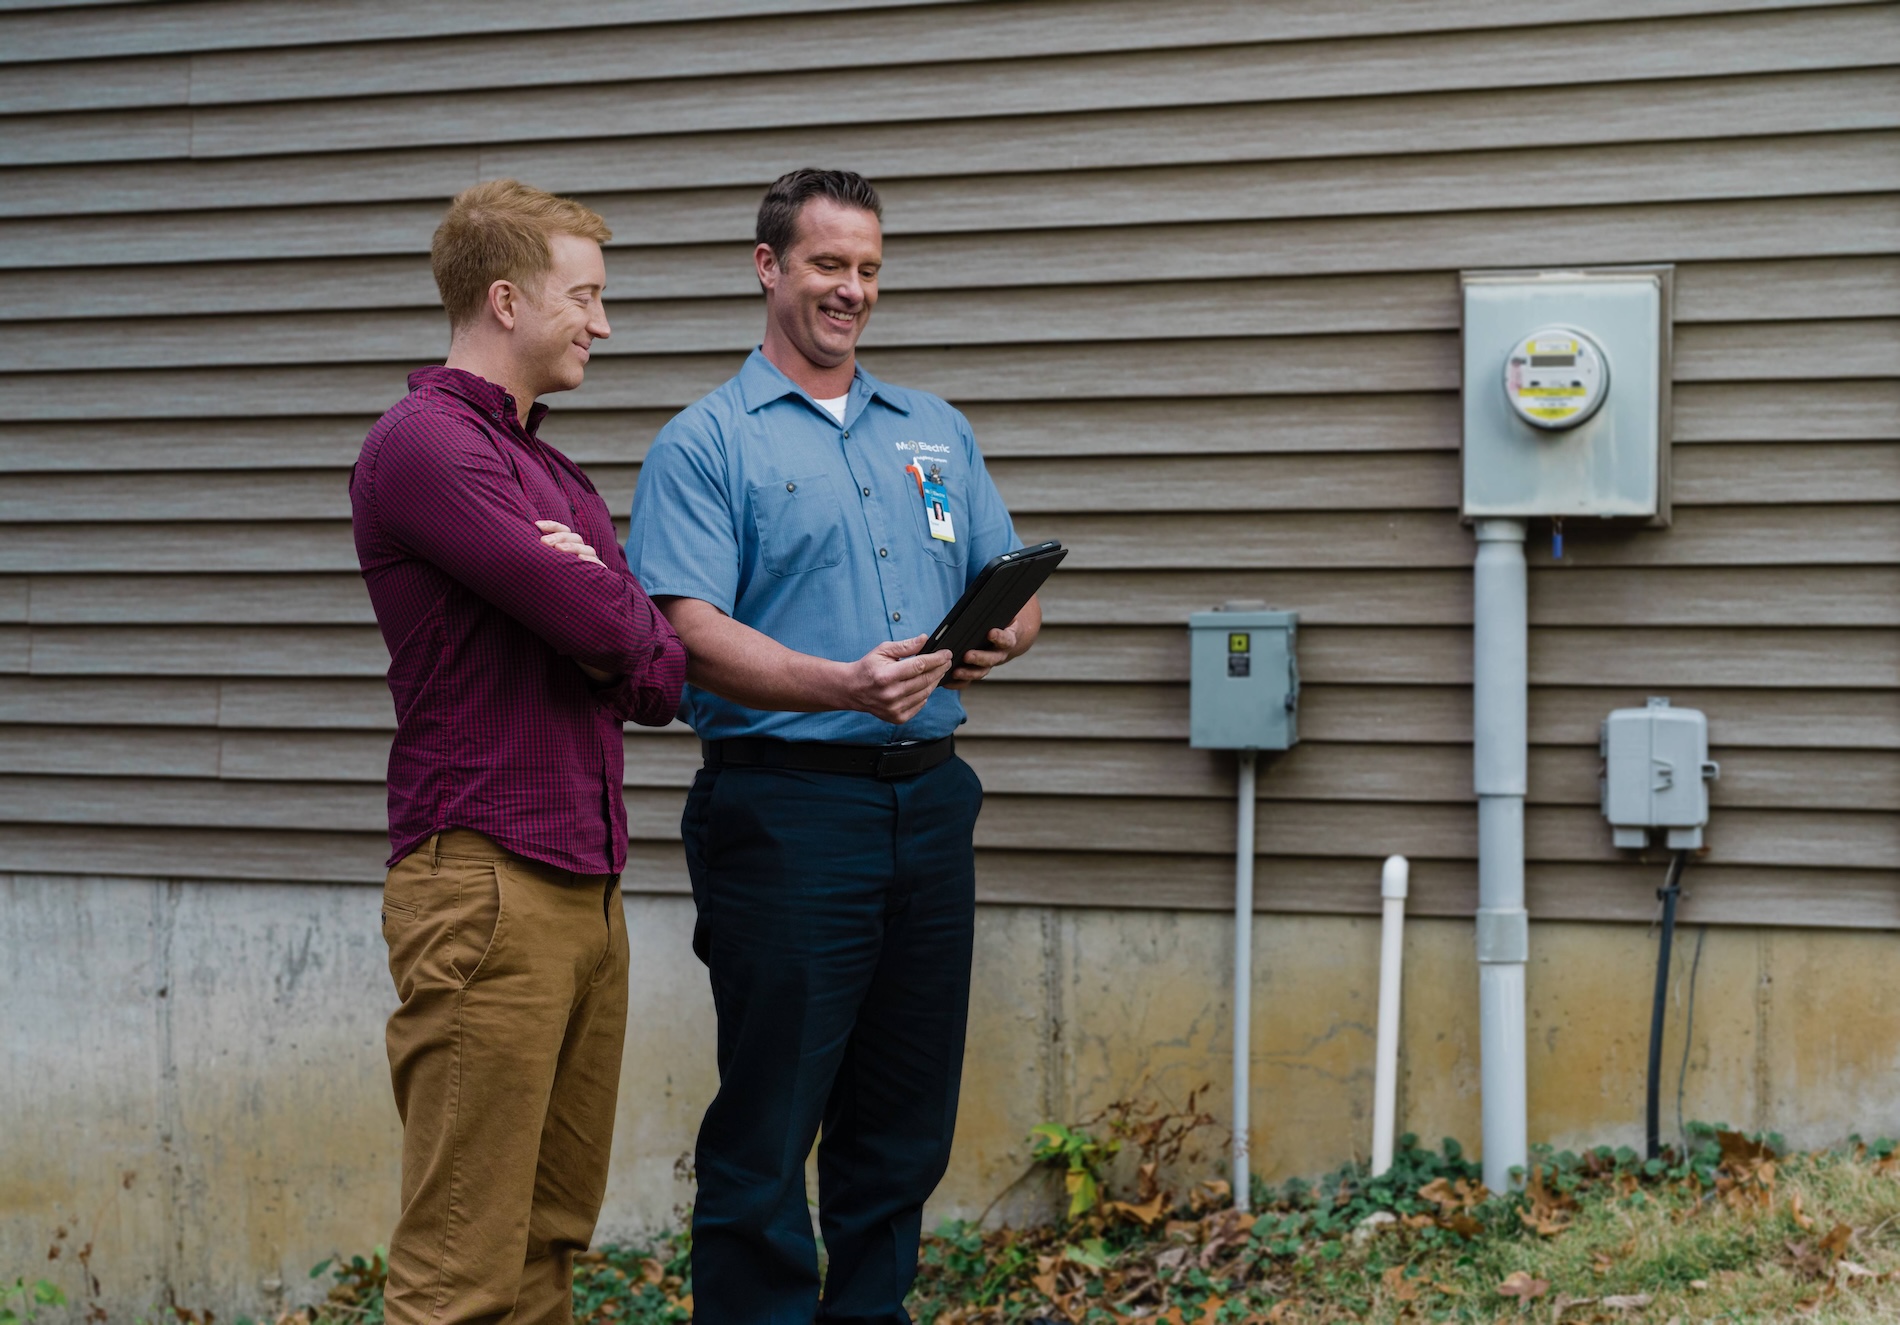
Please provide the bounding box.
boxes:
[1472,518,1530,1194]
[1232,749,1257,1213]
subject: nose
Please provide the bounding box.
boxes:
[590,305,611,341]
[835,273,864,307]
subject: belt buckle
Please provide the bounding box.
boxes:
[874,742,926,780]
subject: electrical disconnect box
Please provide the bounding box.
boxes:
[1189,604,1298,750]
[1462,267,1672,523]
[1600,697,1719,850]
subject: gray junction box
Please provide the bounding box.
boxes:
[1600,697,1719,850]
[1189,607,1299,751]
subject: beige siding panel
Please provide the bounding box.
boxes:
[968,849,1900,930]
[24,573,371,625]
[1032,566,1900,628]
[1674,443,1900,503]
[4,253,1894,333]
[157,40,1900,161]
[5,776,1885,869]
[218,678,413,729]
[0,107,190,167]
[20,259,1899,369]
[0,674,222,725]
[4,3,1864,111]
[0,680,1886,750]
[1676,318,1900,380]
[1674,380,1899,442]
[0,52,188,114]
[1674,256,1900,321]
[0,0,978,61]
[23,624,389,675]
[7,194,1895,296]
[1527,567,1900,628]
[9,66,1895,222]
[0,524,352,574]
[0,823,391,884]
[997,625,1899,688]
[0,723,221,776]
[0,773,386,829]
[0,625,25,672]
[0,335,1463,419]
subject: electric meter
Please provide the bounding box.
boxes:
[1504,327,1608,431]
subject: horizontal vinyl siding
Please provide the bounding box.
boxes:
[0,1,1894,925]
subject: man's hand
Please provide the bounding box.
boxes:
[535,520,614,679]
[841,635,953,724]
[536,519,605,568]
[942,623,1020,690]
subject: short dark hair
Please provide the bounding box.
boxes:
[755,168,882,257]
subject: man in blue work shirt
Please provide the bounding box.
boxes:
[626,168,1041,1321]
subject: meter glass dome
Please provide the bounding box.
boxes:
[1504,326,1608,431]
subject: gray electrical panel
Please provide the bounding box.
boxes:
[1189,605,1298,750]
[1462,267,1673,524]
[1600,697,1719,849]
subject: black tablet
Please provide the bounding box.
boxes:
[924,541,1067,661]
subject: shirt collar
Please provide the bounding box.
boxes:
[409,365,550,436]
[736,347,911,419]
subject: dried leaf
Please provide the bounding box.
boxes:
[1838,1259,1877,1280]
[1602,1294,1653,1310]
[1790,1191,1814,1230]
[1383,1265,1422,1302]
[1548,1292,1596,1322]
[1499,1270,1552,1302]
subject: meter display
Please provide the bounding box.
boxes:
[1504,326,1608,431]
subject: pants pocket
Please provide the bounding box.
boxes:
[450,862,507,988]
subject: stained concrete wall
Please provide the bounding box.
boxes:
[4,874,1898,1317]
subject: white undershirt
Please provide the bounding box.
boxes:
[815,394,849,423]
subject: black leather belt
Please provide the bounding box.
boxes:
[702,735,955,780]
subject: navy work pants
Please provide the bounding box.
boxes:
[681,756,982,1324]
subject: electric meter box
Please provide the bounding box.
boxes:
[1189,607,1298,751]
[1462,267,1673,523]
[1600,697,1719,850]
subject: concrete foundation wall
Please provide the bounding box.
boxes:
[4,874,1897,1317]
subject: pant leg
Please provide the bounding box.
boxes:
[512,876,630,1324]
[684,767,895,1325]
[382,834,615,1325]
[817,757,982,1324]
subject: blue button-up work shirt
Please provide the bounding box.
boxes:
[627,349,1019,744]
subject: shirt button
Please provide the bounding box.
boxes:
[892,611,902,622]
[785,482,796,493]
[879,547,888,557]
[842,430,850,439]
[862,486,871,496]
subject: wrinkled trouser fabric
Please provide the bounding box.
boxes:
[381,829,629,1325]
[682,757,983,1325]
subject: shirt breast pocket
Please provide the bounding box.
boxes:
[750,475,847,577]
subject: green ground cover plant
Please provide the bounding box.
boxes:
[20,1116,1900,1322]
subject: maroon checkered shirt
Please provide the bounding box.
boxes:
[351,367,686,874]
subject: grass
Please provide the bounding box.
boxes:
[41,1122,1899,1323]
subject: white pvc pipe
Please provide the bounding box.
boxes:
[1371,854,1409,1177]
[1232,749,1256,1212]
[1473,518,1530,1194]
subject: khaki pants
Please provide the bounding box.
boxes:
[380,830,629,1325]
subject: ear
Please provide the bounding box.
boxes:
[486,278,520,331]
[753,242,780,293]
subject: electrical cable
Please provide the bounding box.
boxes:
[1674,923,1708,1155]
[1645,850,1689,1162]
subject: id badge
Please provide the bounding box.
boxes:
[907,460,956,542]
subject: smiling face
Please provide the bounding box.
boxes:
[510,230,611,400]
[756,198,882,395]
